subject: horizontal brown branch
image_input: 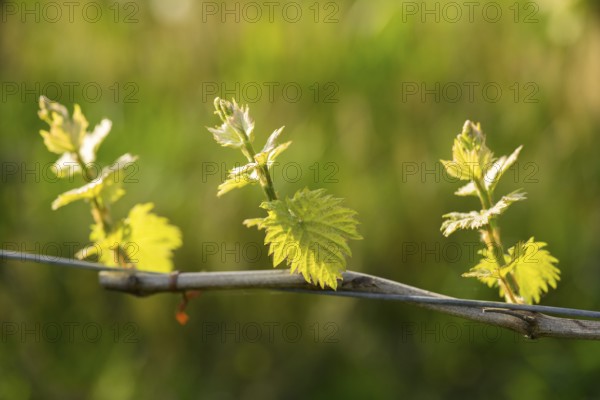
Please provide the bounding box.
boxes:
[98,269,600,341]
[3,250,598,340]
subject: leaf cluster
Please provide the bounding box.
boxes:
[441,120,559,304]
[207,98,362,289]
[38,97,181,273]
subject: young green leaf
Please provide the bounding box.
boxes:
[218,163,260,197]
[208,98,255,148]
[77,203,182,273]
[442,120,560,304]
[214,126,290,197]
[507,238,560,304]
[484,145,522,193]
[51,154,137,210]
[454,182,478,197]
[39,96,88,154]
[462,249,504,286]
[79,119,112,165]
[52,152,81,179]
[207,121,246,149]
[441,190,527,236]
[463,239,560,304]
[440,120,494,181]
[243,188,362,289]
[453,145,522,197]
[39,96,113,178]
[214,97,255,141]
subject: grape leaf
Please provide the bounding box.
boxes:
[218,163,259,197]
[79,119,112,164]
[441,190,527,236]
[207,121,246,148]
[508,237,560,304]
[243,188,362,289]
[51,153,137,210]
[454,182,478,197]
[76,203,182,273]
[39,96,88,154]
[52,152,81,179]
[440,120,494,181]
[217,127,290,197]
[462,249,503,286]
[484,145,522,192]
[208,98,255,147]
[462,238,560,304]
[39,96,113,179]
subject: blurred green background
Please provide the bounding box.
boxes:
[2,0,600,398]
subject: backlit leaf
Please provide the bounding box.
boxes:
[51,154,137,210]
[77,203,182,273]
[440,120,494,181]
[39,96,88,154]
[484,145,522,192]
[243,188,362,289]
[508,238,560,304]
[441,190,527,236]
[217,163,259,197]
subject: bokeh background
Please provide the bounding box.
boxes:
[2,0,600,398]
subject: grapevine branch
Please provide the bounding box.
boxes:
[2,250,600,340]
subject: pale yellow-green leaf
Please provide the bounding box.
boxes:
[454,146,522,197]
[52,152,82,178]
[508,237,560,304]
[216,126,290,197]
[79,119,112,164]
[38,97,88,154]
[454,182,477,197]
[217,164,259,197]
[77,203,182,273]
[440,190,527,236]
[243,188,362,289]
[209,98,255,145]
[76,222,123,267]
[484,145,522,192]
[121,203,183,273]
[463,238,560,304]
[51,154,137,210]
[441,120,494,181]
[462,249,506,288]
[207,122,245,148]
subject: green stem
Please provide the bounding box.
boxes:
[474,177,520,303]
[241,137,278,202]
[74,153,131,267]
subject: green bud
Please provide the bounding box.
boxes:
[214,97,235,122]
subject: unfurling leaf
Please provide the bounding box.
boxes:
[51,154,137,210]
[441,190,526,236]
[207,121,246,149]
[452,145,522,197]
[39,96,88,154]
[39,96,113,179]
[243,188,362,289]
[484,145,522,192]
[79,119,112,164]
[208,98,255,147]
[77,203,182,273]
[216,126,290,197]
[217,163,259,196]
[454,182,478,197]
[440,120,494,181]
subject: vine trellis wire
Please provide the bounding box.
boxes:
[2,249,600,340]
